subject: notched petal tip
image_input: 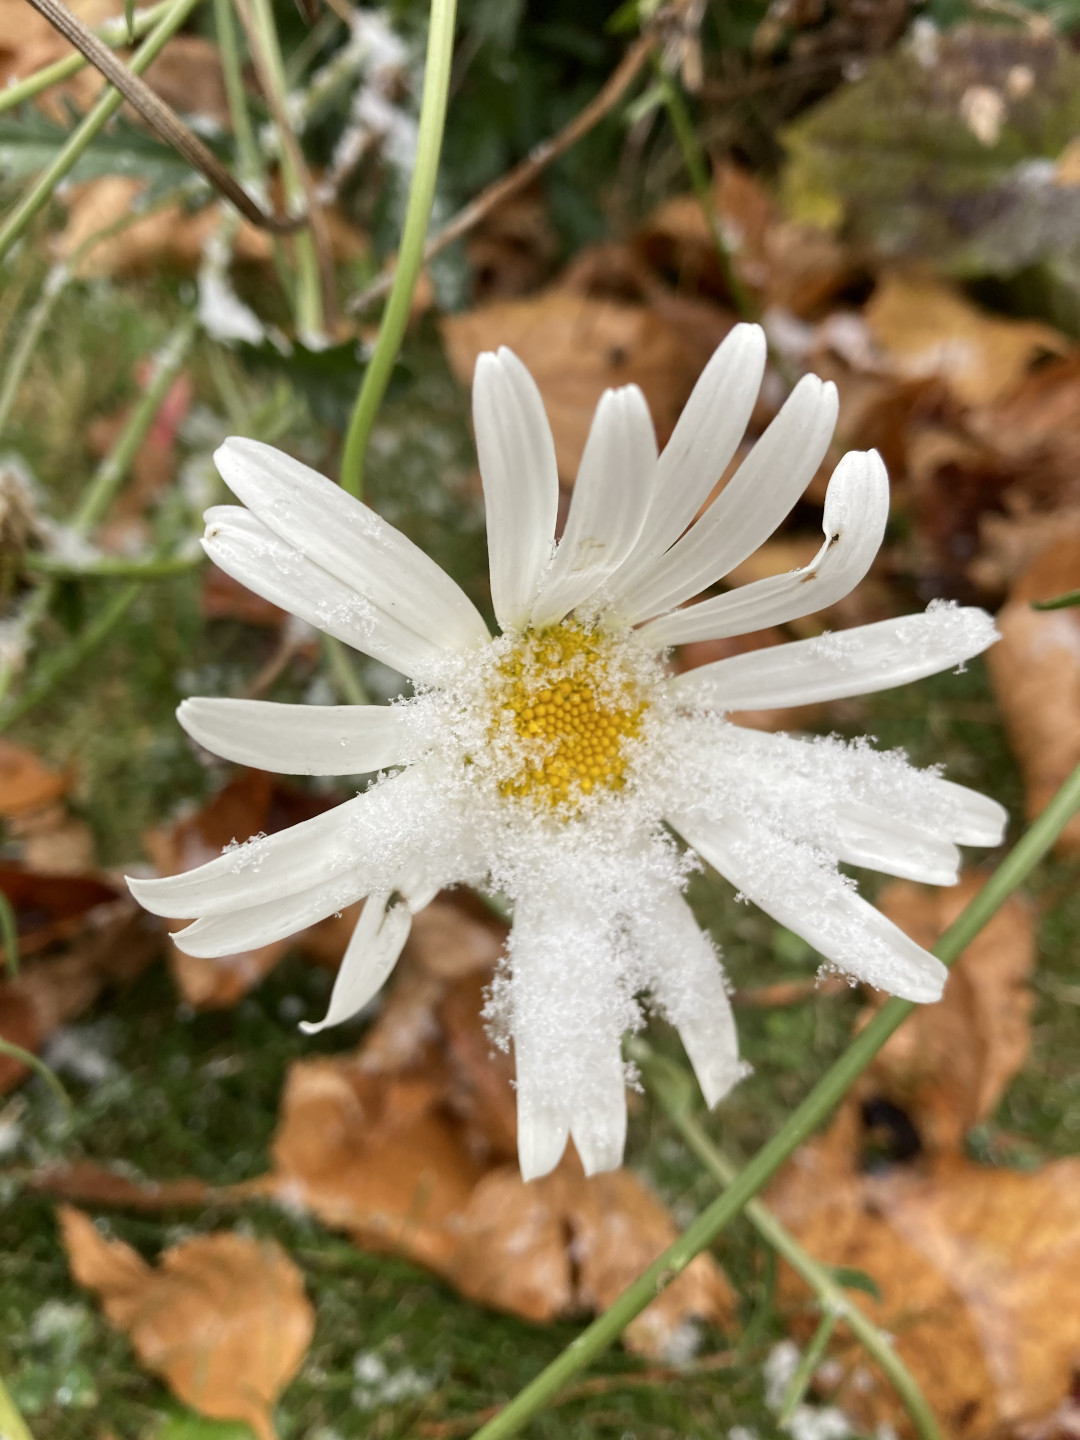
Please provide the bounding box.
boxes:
[517,1112,569,1183]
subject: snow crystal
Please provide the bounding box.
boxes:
[351,1351,434,1411]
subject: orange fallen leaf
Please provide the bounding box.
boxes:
[0,740,67,819]
[60,1207,313,1440]
[440,290,702,479]
[865,272,1067,408]
[863,875,1035,1158]
[986,534,1080,854]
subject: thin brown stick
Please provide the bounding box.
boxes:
[21,0,304,233]
[347,31,657,315]
[231,0,338,331]
[415,1352,739,1439]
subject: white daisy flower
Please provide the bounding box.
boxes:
[129,323,1006,1181]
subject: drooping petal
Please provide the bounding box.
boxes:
[638,888,744,1108]
[530,385,657,628]
[202,507,449,679]
[127,767,426,920]
[640,449,889,650]
[473,348,560,631]
[568,1040,628,1178]
[928,780,1008,847]
[172,869,369,957]
[178,696,414,776]
[610,323,767,592]
[299,891,412,1034]
[610,374,839,624]
[671,809,947,1002]
[670,604,998,711]
[214,437,490,655]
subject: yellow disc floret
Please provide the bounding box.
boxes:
[493,620,647,809]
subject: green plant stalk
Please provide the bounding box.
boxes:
[247,0,322,339]
[0,1039,71,1109]
[0,582,140,734]
[0,0,204,264]
[1032,588,1080,612]
[0,1370,35,1440]
[72,315,197,533]
[0,0,173,115]
[631,1041,941,1438]
[654,63,757,322]
[213,0,260,183]
[339,0,458,499]
[0,892,19,979]
[23,551,202,579]
[779,1310,837,1422]
[0,265,70,441]
[471,761,1080,1440]
[321,634,371,706]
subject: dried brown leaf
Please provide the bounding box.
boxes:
[0,741,67,818]
[60,1207,313,1440]
[986,535,1080,853]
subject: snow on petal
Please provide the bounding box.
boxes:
[670,602,998,711]
[173,870,371,958]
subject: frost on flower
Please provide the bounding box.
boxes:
[128,324,1007,1181]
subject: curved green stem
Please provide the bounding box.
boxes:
[339,0,457,499]
[0,0,204,264]
[0,1372,35,1440]
[631,1040,942,1440]
[471,763,1080,1440]
[0,1039,71,1111]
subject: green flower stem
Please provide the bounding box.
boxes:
[339,0,458,499]
[471,762,1080,1440]
[23,551,202,579]
[655,63,757,323]
[0,0,205,265]
[0,0,173,115]
[0,1371,35,1440]
[1032,588,1080,611]
[244,0,323,339]
[0,582,141,734]
[321,634,371,706]
[0,892,19,979]
[0,1038,71,1109]
[630,1040,942,1439]
[0,265,70,441]
[779,1310,838,1422]
[72,315,197,533]
[213,0,260,185]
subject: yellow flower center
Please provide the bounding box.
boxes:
[494,620,646,809]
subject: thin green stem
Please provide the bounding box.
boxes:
[655,62,757,322]
[339,0,457,499]
[0,892,19,979]
[213,0,260,183]
[1032,588,1080,612]
[23,551,202,579]
[321,634,371,706]
[779,1311,837,1422]
[0,0,204,264]
[0,0,172,115]
[471,763,1080,1440]
[0,1371,35,1440]
[631,1040,942,1439]
[0,265,70,441]
[0,1039,71,1111]
[0,583,141,734]
[73,316,197,533]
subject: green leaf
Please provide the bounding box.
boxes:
[0,110,196,188]
[830,1265,883,1303]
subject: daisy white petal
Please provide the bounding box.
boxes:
[832,803,961,885]
[673,810,948,1002]
[214,437,490,655]
[178,696,413,776]
[474,347,560,631]
[530,385,657,628]
[569,1041,628,1178]
[173,871,369,957]
[300,892,412,1034]
[612,322,767,589]
[640,449,888,650]
[640,888,743,1108]
[202,506,449,679]
[671,603,998,711]
[611,374,838,624]
[930,780,1008,847]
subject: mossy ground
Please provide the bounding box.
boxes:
[1,268,1077,1440]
